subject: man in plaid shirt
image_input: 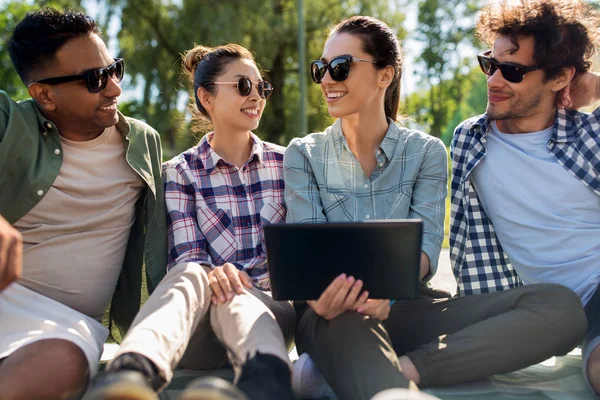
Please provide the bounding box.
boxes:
[450,0,600,394]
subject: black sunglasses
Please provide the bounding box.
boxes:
[204,77,273,100]
[35,58,125,93]
[477,51,539,83]
[310,55,377,84]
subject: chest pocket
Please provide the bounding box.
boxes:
[260,202,286,225]
[259,202,286,249]
[196,207,237,262]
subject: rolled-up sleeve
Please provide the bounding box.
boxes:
[283,139,327,223]
[408,139,448,278]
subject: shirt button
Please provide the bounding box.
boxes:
[376,150,381,156]
[379,163,384,167]
[363,183,369,188]
[54,149,61,155]
[42,132,48,137]
[37,190,44,196]
[365,214,371,219]
[45,122,52,129]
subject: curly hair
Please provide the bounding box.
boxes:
[476,0,600,81]
[8,7,101,85]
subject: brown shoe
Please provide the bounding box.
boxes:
[180,377,249,400]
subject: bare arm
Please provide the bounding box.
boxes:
[557,72,600,110]
[0,215,22,292]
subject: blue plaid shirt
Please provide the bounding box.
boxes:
[450,108,600,295]
[285,119,447,275]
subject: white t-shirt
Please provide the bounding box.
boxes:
[14,126,144,320]
[471,122,600,305]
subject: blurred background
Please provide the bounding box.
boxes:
[1,0,493,158]
[1,0,599,159]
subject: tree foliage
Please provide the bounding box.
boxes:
[89,0,405,156]
[408,0,483,138]
[0,0,83,100]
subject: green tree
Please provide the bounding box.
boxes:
[0,0,83,99]
[98,0,406,156]
[410,0,482,137]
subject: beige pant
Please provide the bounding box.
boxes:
[115,262,296,384]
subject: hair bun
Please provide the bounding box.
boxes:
[182,45,212,80]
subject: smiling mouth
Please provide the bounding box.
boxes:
[99,103,117,112]
[242,108,259,116]
[327,92,347,100]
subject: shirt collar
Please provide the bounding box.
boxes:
[32,101,129,139]
[199,132,265,175]
[551,108,579,143]
[331,118,400,160]
[477,108,580,144]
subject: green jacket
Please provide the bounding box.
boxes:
[0,91,167,337]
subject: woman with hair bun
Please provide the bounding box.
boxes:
[90,44,296,400]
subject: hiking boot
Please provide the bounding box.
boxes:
[180,376,249,400]
[85,353,164,400]
[292,353,336,399]
[236,352,295,400]
[85,370,157,400]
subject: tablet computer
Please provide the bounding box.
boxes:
[264,220,422,301]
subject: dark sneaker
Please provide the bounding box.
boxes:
[85,370,158,400]
[236,352,295,400]
[180,377,249,400]
[85,353,164,400]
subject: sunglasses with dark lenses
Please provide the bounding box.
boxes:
[477,51,539,83]
[310,55,377,84]
[205,77,274,100]
[35,58,125,93]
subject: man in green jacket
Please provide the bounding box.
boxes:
[0,8,166,399]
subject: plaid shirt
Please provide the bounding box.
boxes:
[284,119,447,275]
[164,132,286,289]
[450,108,600,295]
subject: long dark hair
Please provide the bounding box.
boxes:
[330,16,403,121]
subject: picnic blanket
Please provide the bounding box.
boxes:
[100,345,594,400]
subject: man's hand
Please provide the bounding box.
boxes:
[357,299,392,321]
[307,274,369,320]
[0,215,22,292]
[207,263,253,304]
[557,71,600,110]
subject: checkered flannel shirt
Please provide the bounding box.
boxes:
[163,132,286,290]
[450,107,600,295]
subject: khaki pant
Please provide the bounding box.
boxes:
[296,283,587,400]
[115,263,296,384]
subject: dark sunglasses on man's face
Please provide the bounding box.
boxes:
[477,51,539,83]
[310,55,377,84]
[205,77,274,100]
[35,58,125,93]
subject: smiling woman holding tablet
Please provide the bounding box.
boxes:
[283,15,587,400]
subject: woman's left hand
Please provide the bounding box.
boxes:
[357,299,392,320]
